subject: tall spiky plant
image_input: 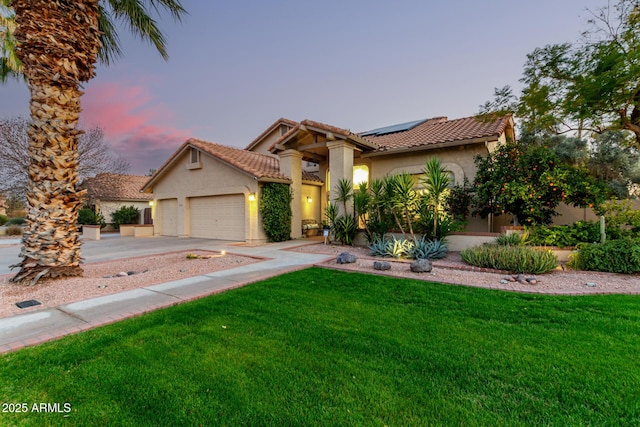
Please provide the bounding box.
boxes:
[1,0,186,284]
[388,173,418,240]
[420,158,452,238]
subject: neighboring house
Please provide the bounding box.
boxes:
[142,114,515,242]
[81,173,153,227]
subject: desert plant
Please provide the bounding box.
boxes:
[110,205,140,230]
[260,183,293,242]
[568,239,640,273]
[78,208,106,228]
[495,231,529,246]
[0,215,7,226]
[6,217,26,226]
[368,236,389,257]
[387,173,418,239]
[6,225,23,236]
[385,236,414,259]
[409,236,448,260]
[333,215,358,246]
[335,178,353,216]
[461,244,558,274]
[420,158,452,238]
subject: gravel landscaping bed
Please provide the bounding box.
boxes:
[0,250,259,319]
[290,242,640,295]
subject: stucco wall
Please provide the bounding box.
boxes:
[301,184,322,223]
[151,150,266,241]
[98,200,149,225]
[367,143,488,186]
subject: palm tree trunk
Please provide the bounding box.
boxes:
[11,0,101,284]
[10,82,86,283]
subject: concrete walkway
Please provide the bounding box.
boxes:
[0,236,332,354]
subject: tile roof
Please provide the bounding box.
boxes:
[360,115,512,152]
[245,118,298,150]
[81,173,153,201]
[188,138,291,182]
[270,119,378,152]
[167,139,322,184]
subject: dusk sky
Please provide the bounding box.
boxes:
[0,1,605,175]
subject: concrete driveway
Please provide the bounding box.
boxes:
[0,233,327,276]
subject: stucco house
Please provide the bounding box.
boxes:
[142,114,515,242]
[81,173,153,227]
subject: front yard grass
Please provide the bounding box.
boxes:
[1,268,639,426]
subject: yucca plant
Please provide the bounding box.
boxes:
[334,215,358,246]
[420,158,452,238]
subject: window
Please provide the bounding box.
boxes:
[187,148,202,169]
[353,165,369,186]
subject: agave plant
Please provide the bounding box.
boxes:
[409,236,448,260]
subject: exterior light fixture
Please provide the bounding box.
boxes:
[149,201,155,206]
[248,192,256,201]
[307,196,312,203]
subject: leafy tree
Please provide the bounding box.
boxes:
[0,117,130,196]
[480,0,640,145]
[0,0,186,284]
[472,140,608,226]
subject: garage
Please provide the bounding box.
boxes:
[157,198,178,236]
[190,194,245,241]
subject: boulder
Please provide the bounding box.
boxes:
[410,259,432,273]
[336,252,357,264]
[373,261,391,271]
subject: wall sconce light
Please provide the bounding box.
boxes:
[248,192,256,201]
[306,196,312,203]
[148,200,155,207]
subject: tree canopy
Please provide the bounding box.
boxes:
[480,0,640,146]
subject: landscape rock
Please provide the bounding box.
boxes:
[500,279,509,284]
[337,252,357,264]
[586,282,597,287]
[410,259,432,273]
[116,272,128,277]
[373,261,391,271]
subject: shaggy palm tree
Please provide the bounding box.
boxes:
[420,158,452,238]
[1,0,186,284]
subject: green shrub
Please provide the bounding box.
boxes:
[526,221,601,248]
[260,183,292,242]
[461,244,558,274]
[409,236,448,260]
[495,232,528,246]
[0,214,7,226]
[6,217,26,226]
[78,208,106,228]
[110,205,140,230]
[568,239,640,273]
[5,225,23,236]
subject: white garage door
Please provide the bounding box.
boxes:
[190,194,245,241]
[158,198,178,236]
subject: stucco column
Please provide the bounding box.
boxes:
[327,140,355,217]
[279,149,303,239]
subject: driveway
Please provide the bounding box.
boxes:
[0,234,326,276]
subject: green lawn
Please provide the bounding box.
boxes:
[1,268,639,426]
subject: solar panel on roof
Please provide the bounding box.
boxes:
[360,118,428,137]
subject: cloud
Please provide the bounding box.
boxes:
[80,81,191,174]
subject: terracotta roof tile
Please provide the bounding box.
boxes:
[245,117,298,150]
[81,173,153,201]
[360,115,511,151]
[188,139,323,184]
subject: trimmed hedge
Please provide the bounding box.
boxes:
[568,239,640,274]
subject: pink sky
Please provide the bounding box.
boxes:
[80,81,192,175]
